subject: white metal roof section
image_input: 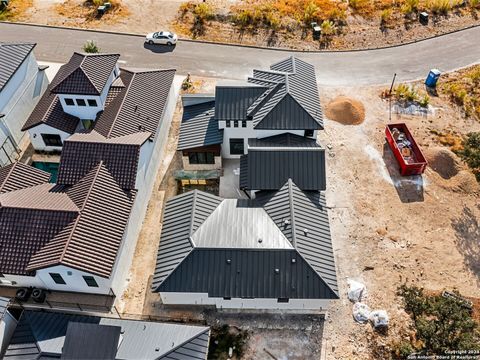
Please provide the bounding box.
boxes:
[191,199,293,249]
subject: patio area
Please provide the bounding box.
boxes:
[219,159,248,199]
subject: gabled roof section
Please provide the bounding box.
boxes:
[0,42,36,93]
[153,181,338,299]
[247,56,324,130]
[27,162,135,277]
[21,85,80,133]
[178,101,223,150]
[152,190,222,291]
[50,52,120,95]
[0,162,51,194]
[93,68,175,139]
[257,180,338,295]
[240,133,326,191]
[158,248,337,299]
[61,322,121,360]
[4,310,211,360]
[57,130,149,189]
[214,84,267,120]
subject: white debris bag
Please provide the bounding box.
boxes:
[369,310,389,329]
[347,280,367,302]
[352,302,371,323]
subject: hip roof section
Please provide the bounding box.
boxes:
[0,42,36,93]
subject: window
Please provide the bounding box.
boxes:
[50,273,66,285]
[305,129,314,137]
[277,298,289,303]
[223,297,231,300]
[188,152,215,164]
[87,99,98,107]
[242,121,247,128]
[234,121,239,128]
[64,98,74,106]
[41,133,62,147]
[83,276,99,287]
[226,120,231,128]
[76,99,86,106]
[229,138,244,155]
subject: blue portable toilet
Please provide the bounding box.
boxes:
[425,69,441,88]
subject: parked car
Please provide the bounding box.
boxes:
[145,31,178,46]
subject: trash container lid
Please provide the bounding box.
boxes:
[430,69,441,75]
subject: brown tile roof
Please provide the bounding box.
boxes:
[57,131,150,189]
[21,85,80,133]
[93,68,176,139]
[50,53,120,95]
[0,162,51,193]
[0,183,79,211]
[27,162,135,277]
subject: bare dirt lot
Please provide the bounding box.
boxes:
[117,74,480,359]
[321,84,480,359]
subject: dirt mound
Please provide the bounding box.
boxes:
[425,147,461,179]
[325,96,365,125]
[446,170,479,193]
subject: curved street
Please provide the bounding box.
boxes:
[1,22,479,85]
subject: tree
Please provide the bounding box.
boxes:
[83,40,100,53]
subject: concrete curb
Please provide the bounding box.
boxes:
[1,20,480,53]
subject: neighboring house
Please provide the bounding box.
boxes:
[22,52,121,151]
[3,309,210,359]
[0,55,178,296]
[177,56,326,193]
[152,179,338,310]
[0,297,18,358]
[0,43,48,165]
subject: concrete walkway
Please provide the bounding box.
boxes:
[1,22,479,85]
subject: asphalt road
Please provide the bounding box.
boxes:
[1,22,479,85]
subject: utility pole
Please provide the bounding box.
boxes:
[389,73,397,123]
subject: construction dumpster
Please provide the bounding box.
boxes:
[385,123,428,176]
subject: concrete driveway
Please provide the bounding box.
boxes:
[1,22,480,85]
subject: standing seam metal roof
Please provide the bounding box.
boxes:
[177,101,223,151]
[153,181,338,298]
[4,310,210,360]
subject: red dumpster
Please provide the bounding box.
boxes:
[385,123,427,176]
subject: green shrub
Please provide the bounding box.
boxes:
[193,2,214,22]
[470,0,480,8]
[321,19,336,35]
[397,285,480,355]
[401,0,419,14]
[394,83,419,102]
[419,94,430,108]
[381,8,392,23]
[457,132,480,181]
[303,1,319,24]
[428,0,453,14]
[83,40,100,53]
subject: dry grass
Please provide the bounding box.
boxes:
[55,0,129,24]
[0,0,33,21]
[430,129,465,152]
[439,65,480,121]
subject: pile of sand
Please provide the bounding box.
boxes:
[325,96,365,125]
[424,147,461,179]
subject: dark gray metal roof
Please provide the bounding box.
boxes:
[214,85,267,120]
[61,322,120,360]
[178,101,223,150]
[152,190,223,290]
[240,134,326,191]
[158,248,337,299]
[153,181,338,299]
[257,180,338,294]
[4,310,210,360]
[0,43,36,93]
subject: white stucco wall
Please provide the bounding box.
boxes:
[160,292,331,311]
[0,53,48,152]
[109,75,182,297]
[219,120,317,158]
[36,265,111,295]
[0,273,46,288]
[28,123,72,152]
[57,66,117,120]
